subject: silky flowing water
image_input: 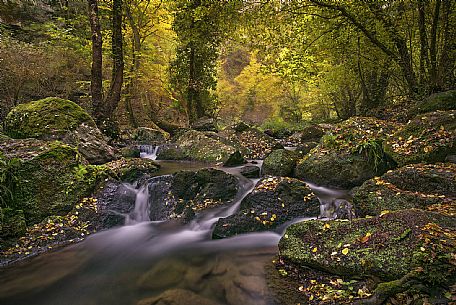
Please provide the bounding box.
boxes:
[0,160,348,305]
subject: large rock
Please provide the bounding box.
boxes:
[191,116,217,132]
[384,110,456,166]
[277,209,455,304]
[158,130,245,165]
[132,127,170,145]
[286,125,326,145]
[4,97,116,164]
[262,149,301,177]
[212,176,320,238]
[295,117,398,188]
[353,163,455,217]
[411,90,456,115]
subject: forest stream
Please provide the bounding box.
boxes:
[0,157,347,305]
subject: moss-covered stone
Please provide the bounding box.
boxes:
[213,176,320,238]
[263,149,301,177]
[4,97,95,139]
[120,145,140,158]
[279,209,455,285]
[384,110,456,166]
[295,117,398,188]
[237,128,283,159]
[132,127,170,145]
[411,90,456,115]
[161,130,244,164]
[353,163,455,217]
[4,97,116,164]
[104,158,160,182]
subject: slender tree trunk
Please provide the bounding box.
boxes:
[429,0,441,92]
[187,44,198,123]
[105,0,124,118]
[87,0,103,122]
[437,0,454,90]
[418,0,429,88]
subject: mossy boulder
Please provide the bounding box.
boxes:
[275,209,455,304]
[120,145,141,158]
[263,149,301,177]
[240,165,261,178]
[287,125,326,145]
[411,90,456,115]
[104,158,160,182]
[384,110,456,166]
[4,98,116,164]
[171,168,238,207]
[353,163,455,217]
[159,130,245,164]
[191,116,217,132]
[132,127,170,145]
[4,97,95,139]
[212,176,320,238]
[295,117,398,188]
[279,209,455,282]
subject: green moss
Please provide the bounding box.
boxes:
[263,149,300,177]
[279,209,455,285]
[412,90,456,115]
[4,97,95,139]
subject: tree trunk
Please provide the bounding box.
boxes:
[105,0,124,119]
[187,44,198,123]
[429,0,441,92]
[437,0,454,90]
[87,0,103,122]
[418,0,429,88]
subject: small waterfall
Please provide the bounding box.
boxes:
[139,145,160,160]
[125,183,150,224]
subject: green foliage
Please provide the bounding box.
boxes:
[355,139,385,171]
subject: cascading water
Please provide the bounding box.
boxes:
[139,145,160,160]
[0,160,349,305]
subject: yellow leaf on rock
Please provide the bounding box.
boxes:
[342,248,349,255]
[312,247,318,253]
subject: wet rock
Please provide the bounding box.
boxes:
[263,149,300,177]
[223,151,246,167]
[3,97,116,164]
[137,259,188,290]
[138,289,221,305]
[295,117,398,188]
[240,165,261,178]
[384,110,456,166]
[171,168,238,209]
[213,176,319,238]
[278,209,456,301]
[353,163,456,217]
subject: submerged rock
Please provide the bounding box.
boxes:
[3,97,116,164]
[295,117,398,188]
[276,209,455,303]
[213,176,319,238]
[353,163,456,217]
[138,288,222,305]
[384,110,456,166]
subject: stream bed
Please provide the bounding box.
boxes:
[0,160,347,305]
